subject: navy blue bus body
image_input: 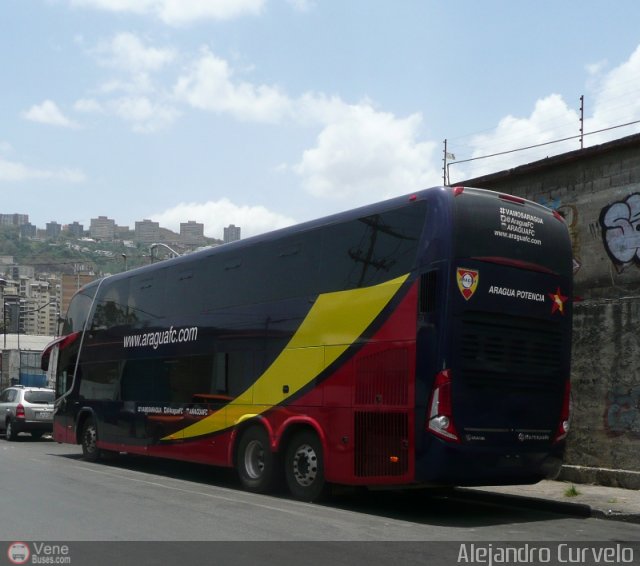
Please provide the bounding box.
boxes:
[51,186,572,488]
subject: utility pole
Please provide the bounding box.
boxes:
[443,139,448,185]
[579,95,584,149]
[443,139,455,186]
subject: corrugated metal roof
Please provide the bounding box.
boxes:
[1,334,54,351]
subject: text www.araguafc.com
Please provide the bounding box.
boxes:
[123,326,198,350]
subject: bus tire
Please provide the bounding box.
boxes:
[285,430,329,502]
[81,417,100,462]
[236,426,279,494]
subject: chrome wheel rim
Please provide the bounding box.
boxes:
[244,439,265,479]
[84,425,97,454]
[292,443,318,487]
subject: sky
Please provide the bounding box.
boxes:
[2,1,640,240]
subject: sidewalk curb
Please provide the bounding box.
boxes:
[459,487,640,524]
[455,488,592,518]
[559,465,640,491]
[590,509,640,524]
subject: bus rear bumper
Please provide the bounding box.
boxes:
[415,440,564,486]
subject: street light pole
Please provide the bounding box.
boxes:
[0,278,5,349]
[149,243,181,261]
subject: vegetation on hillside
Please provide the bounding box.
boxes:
[0,226,218,277]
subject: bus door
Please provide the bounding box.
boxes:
[42,333,81,444]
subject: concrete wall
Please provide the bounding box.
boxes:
[461,133,640,487]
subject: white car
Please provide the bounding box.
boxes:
[0,386,55,440]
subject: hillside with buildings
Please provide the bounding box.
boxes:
[0,213,242,339]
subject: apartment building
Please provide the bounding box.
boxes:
[180,220,205,245]
[224,224,241,243]
[135,219,160,243]
[90,216,116,240]
[0,213,28,227]
[1,273,61,337]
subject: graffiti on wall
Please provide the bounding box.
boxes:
[599,193,640,270]
[604,385,640,437]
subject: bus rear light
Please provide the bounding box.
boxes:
[16,404,25,419]
[59,332,80,350]
[427,369,460,443]
[452,186,465,196]
[553,380,572,443]
[499,193,525,204]
[472,256,554,274]
[42,332,81,371]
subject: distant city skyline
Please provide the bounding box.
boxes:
[0,211,235,242]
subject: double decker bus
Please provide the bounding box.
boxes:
[43,186,573,501]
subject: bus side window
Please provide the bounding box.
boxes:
[419,271,438,317]
[78,362,120,400]
[121,359,170,403]
[213,353,227,394]
[91,279,132,330]
[164,355,215,403]
[212,351,254,398]
[165,268,202,317]
[129,272,166,323]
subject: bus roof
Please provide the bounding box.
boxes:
[77,186,563,292]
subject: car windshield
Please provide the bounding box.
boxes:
[24,390,55,404]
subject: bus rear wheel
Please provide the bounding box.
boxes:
[285,431,329,502]
[236,426,279,494]
[81,417,100,462]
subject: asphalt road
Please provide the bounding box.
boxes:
[1,436,639,565]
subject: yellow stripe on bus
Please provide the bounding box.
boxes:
[167,273,409,441]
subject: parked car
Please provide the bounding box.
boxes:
[0,385,55,440]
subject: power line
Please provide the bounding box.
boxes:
[445,91,640,157]
[445,117,640,182]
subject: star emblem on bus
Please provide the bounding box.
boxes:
[548,287,568,315]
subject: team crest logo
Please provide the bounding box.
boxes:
[457,268,479,300]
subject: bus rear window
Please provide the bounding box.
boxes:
[453,189,572,276]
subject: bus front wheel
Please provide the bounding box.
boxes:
[236,426,279,494]
[81,417,100,462]
[285,431,329,502]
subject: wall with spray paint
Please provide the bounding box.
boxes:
[463,133,640,487]
[600,193,640,270]
[569,299,640,477]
